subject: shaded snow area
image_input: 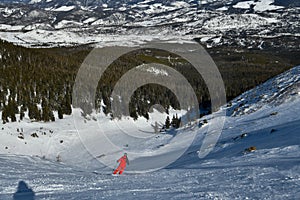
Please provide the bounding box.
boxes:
[1,66,300,199]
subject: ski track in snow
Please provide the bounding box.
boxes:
[1,66,300,199]
[0,152,299,199]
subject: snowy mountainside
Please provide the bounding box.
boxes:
[227,65,300,116]
[0,65,300,199]
[0,0,299,48]
[169,65,300,166]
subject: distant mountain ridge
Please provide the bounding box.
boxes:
[0,0,299,48]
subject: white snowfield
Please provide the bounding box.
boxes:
[233,0,284,11]
[0,66,300,199]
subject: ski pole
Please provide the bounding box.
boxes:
[112,161,118,173]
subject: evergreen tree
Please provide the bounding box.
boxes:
[63,91,72,115]
[10,112,17,122]
[130,106,138,120]
[171,115,177,128]
[144,112,149,120]
[41,98,55,122]
[50,110,55,122]
[7,98,18,122]
[28,104,34,120]
[1,105,8,123]
[36,109,42,121]
[165,116,170,129]
[28,103,41,121]
[20,106,26,121]
[58,107,63,119]
[177,116,181,128]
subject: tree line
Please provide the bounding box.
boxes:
[0,39,295,123]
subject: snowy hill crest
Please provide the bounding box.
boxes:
[227,66,300,116]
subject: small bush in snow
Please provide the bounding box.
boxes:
[244,146,257,153]
[18,133,24,140]
[270,112,278,116]
[270,129,277,133]
[31,133,39,138]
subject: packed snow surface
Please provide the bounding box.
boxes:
[0,66,300,199]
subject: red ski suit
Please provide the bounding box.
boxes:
[113,155,129,175]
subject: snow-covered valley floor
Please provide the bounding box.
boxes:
[1,66,300,199]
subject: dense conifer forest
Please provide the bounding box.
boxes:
[0,39,298,122]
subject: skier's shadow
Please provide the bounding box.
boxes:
[13,181,35,200]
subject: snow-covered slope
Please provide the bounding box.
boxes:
[228,65,300,116]
[0,65,300,199]
[0,149,299,199]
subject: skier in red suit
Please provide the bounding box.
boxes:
[113,153,129,175]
